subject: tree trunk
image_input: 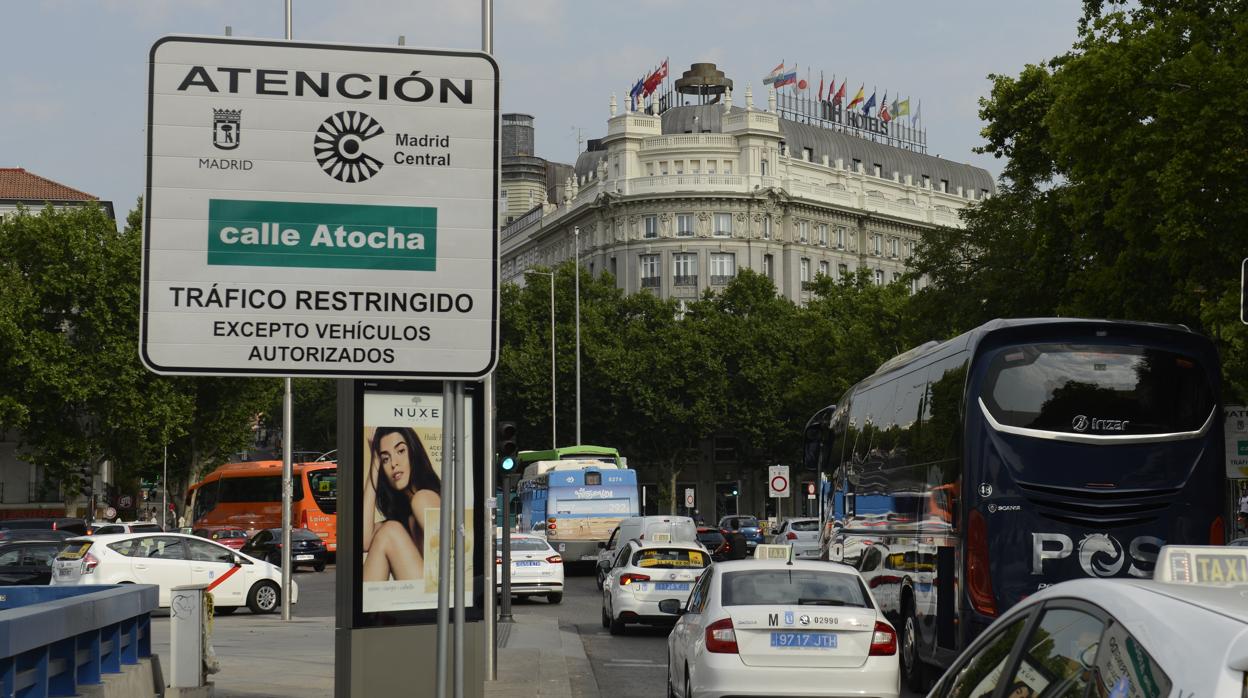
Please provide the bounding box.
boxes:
[667,454,681,515]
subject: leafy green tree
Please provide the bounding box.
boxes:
[914,0,1248,399]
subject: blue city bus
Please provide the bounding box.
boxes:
[805,318,1226,689]
[516,452,639,564]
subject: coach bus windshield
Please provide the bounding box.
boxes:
[980,344,1214,436]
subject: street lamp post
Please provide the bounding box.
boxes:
[524,270,557,449]
[574,226,581,445]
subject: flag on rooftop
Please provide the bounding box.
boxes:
[847,84,865,109]
[774,70,798,89]
[833,79,847,105]
[896,97,910,118]
[862,89,877,116]
[880,92,892,122]
[763,61,785,85]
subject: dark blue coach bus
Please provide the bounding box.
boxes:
[805,318,1226,689]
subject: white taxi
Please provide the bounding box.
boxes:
[602,539,710,635]
[51,532,294,614]
[495,534,564,604]
[928,545,1248,698]
[661,549,900,698]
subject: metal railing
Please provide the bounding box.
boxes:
[0,584,158,698]
[673,275,698,287]
[640,277,660,288]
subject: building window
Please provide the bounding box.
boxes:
[763,254,774,279]
[873,163,883,177]
[677,214,694,237]
[818,224,828,247]
[724,162,733,175]
[922,174,931,189]
[761,159,768,176]
[673,253,698,286]
[640,254,660,288]
[803,147,814,162]
[675,299,690,320]
[889,238,899,258]
[690,160,701,174]
[610,257,617,277]
[874,269,884,286]
[872,234,882,256]
[893,272,902,283]
[798,220,809,243]
[707,162,716,175]
[905,240,914,258]
[710,253,736,284]
[648,163,656,176]
[838,263,848,279]
[675,162,684,175]
[819,260,830,278]
[836,226,846,249]
[643,215,658,239]
[763,215,772,239]
[981,189,990,198]
[714,213,732,237]
[852,158,862,172]
[940,179,949,193]
[800,258,811,289]
[911,277,920,294]
[660,161,669,175]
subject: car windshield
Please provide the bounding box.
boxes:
[632,547,708,569]
[789,520,819,532]
[496,538,549,552]
[727,517,759,528]
[721,570,872,608]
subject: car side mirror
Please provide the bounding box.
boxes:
[597,541,606,549]
[232,554,246,566]
[658,599,685,616]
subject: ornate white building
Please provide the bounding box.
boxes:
[500,64,992,308]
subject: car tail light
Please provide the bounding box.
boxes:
[495,556,502,565]
[705,618,738,654]
[869,621,897,656]
[83,552,100,574]
[547,518,556,524]
[546,555,562,564]
[786,531,797,540]
[547,523,556,530]
[300,510,310,529]
[1211,516,1225,545]
[967,509,996,617]
[619,573,650,586]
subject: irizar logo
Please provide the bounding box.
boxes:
[1071,415,1130,433]
[314,111,385,183]
[1032,532,1163,577]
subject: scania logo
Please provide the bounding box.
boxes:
[314,110,385,183]
[1072,415,1090,432]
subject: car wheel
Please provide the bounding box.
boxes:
[666,662,676,698]
[313,563,326,572]
[601,604,610,629]
[215,606,237,616]
[247,580,281,614]
[608,608,626,636]
[547,592,562,604]
[900,603,928,692]
[595,567,604,590]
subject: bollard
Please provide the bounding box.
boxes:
[169,584,207,692]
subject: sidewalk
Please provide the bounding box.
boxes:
[486,613,600,698]
[150,611,595,697]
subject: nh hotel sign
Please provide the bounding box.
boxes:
[775,93,927,153]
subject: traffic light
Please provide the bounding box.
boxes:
[497,421,518,474]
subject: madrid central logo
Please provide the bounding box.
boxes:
[314,111,385,183]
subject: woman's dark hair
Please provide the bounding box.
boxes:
[371,426,441,555]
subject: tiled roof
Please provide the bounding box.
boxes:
[0,168,98,202]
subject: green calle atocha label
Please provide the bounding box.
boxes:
[207,199,437,271]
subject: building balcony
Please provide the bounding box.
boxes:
[710,275,736,286]
[673,275,698,287]
[640,276,660,288]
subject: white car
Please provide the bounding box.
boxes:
[662,558,900,698]
[928,544,1248,698]
[51,532,296,614]
[602,539,710,635]
[88,521,164,535]
[766,518,821,558]
[495,534,564,604]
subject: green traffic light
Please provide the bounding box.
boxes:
[500,456,516,472]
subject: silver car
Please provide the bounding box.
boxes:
[766,518,821,558]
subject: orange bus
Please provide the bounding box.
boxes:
[186,460,338,552]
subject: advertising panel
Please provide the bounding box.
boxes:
[353,381,483,625]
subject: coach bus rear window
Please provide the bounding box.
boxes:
[307,469,337,514]
[981,344,1212,435]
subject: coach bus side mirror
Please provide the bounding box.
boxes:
[597,541,606,549]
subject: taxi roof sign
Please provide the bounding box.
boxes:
[1154,545,1248,586]
[753,544,793,562]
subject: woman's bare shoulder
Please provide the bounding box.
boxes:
[409,488,441,510]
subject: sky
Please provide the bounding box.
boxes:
[2,1,1085,224]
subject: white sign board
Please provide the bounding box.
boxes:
[1227,405,1248,478]
[142,37,499,377]
[684,488,695,508]
[768,465,790,498]
[805,482,816,500]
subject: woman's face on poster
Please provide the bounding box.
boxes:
[378,432,412,491]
